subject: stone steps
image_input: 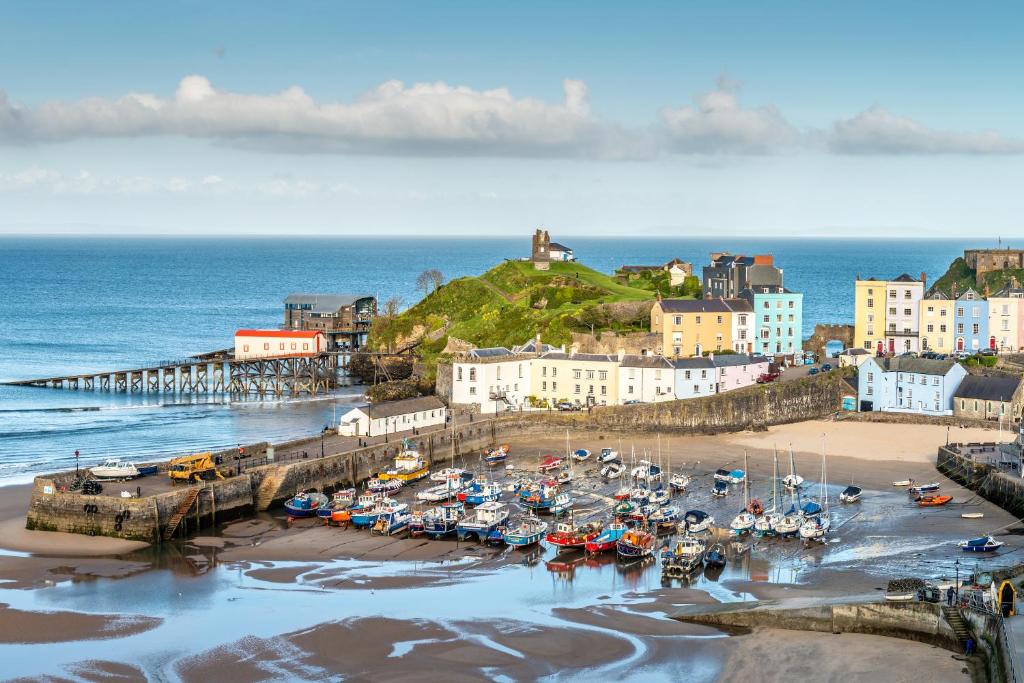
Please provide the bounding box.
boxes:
[943,605,971,643]
[163,487,202,541]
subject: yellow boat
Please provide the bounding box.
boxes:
[378,439,430,482]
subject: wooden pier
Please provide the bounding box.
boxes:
[2,351,390,397]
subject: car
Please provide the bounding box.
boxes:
[954,351,973,360]
[934,354,948,360]
[808,367,820,376]
[980,348,998,356]
[899,351,917,358]
[757,371,780,384]
[556,401,581,412]
[623,399,641,405]
[920,351,937,359]
[821,363,832,371]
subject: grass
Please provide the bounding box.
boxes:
[931,256,1024,297]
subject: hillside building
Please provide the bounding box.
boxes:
[531,351,620,407]
[739,285,802,356]
[617,355,675,403]
[853,273,926,354]
[857,356,967,415]
[987,282,1024,352]
[712,354,771,393]
[337,396,447,438]
[531,229,574,267]
[283,293,376,350]
[671,357,717,399]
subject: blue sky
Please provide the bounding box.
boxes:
[1,1,1022,236]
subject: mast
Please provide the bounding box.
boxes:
[821,435,829,511]
[771,446,779,513]
[742,450,749,509]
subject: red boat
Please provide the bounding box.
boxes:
[545,520,602,548]
[584,521,628,554]
[746,498,764,515]
[538,455,563,473]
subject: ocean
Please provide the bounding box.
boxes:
[0,235,971,483]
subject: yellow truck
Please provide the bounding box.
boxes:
[168,453,224,483]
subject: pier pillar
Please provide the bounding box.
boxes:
[68,377,79,390]
[100,374,110,391]
[84,376,94,390]
[130,371,142,393]
[194,364,208,393]
[147,370,159,392]
[163,368,176,393]
[213,364,225,393]
[180,366,194,393]
[115,373,127,392]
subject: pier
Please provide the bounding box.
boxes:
[3,350,401,397]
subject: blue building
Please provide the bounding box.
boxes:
[739,285,804,356]
[858,356,967,415]
[954,287,989,353]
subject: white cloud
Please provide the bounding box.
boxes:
[828,106,1024,155]
[256,179,322,198]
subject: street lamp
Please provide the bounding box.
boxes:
[75,449,80,476]
[954,557,961,602]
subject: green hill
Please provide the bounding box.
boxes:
[369,260,679,377]
[930,257,1024,296]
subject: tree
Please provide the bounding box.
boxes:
[416,269,444,296]
[381,296,404,319]
[680,275,702,299]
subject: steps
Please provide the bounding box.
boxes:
[255,471,285,511]
[163,487,202,541]
[943,605,972,646]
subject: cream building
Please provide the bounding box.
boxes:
[988,283,1024,352]
[919,291,955,353]
[531,351,620,407]
[854,274,925,354]
[234,329,326,360]
[450,347,535,413]
[618,355,675,403]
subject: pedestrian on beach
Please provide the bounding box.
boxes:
[947,586,955,606]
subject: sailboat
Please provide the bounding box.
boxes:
[774,449,802,537]
[783,445,803,490]
[754,447,783,536]
[730,451,756,535]
[799,440,831,541]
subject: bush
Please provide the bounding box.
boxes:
[980,355,998,367]
[366,379,427,403]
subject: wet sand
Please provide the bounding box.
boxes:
[0,603,161,644]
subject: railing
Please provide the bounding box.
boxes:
[961,599,1019,683]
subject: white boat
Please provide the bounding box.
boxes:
[557,468,574,485]
[661,535,706,576]
[572,449,591,462]
[669,473,691,491]
[601,461,625,479]
[798,446,831,541]
[456,501,511,542]
[782,474,803,490]
[417,478,464,503]
[599,448,619,463]
[892,479,913,487]
[550,492,574,515]
[961,512,985,519]
[683,509,714,533]
[649,488,670,506]
[730,452,756,535]
[839,485,862,503]
[754,448,783,536]
[430,467,467,483]
[774,514,801,536]
[90,459,141,480]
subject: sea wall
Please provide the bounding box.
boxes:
[674,600,958,651]
[937,444,1024,518]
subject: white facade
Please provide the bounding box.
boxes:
[450,349,533,413]
[730,307,753,354]
[857,357,967,416]
[672,358,717,399]
[712,354,770,392]
[617,356,675,403]
[884,278,924,354]
[234,330,326,360]
[338,396,447,437]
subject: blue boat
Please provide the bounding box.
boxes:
[372,503,411,536]
[585,521,627,554]
[351,497,395,529]
[572,448,591,462]
[799,501,823,517]
[959,536,1005,553]
[459,480,502,506]
[316,488,357,518]
[456,502,510,542]
[284,491,329,518]
[910,482,941,495]
[520,481,559,512]
[481,444,509,466]
[503,515,548,548]
[421,502,466,539]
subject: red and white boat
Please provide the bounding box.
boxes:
[545,519,602,549]
[538,455,563,473]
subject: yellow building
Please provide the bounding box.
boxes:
[919,291,955,353]
[854,274,925,354]
[530,351,620,407]
[651,299,737,358]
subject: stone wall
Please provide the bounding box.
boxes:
[937,444,1024,518]
[804,322,854,356]
[570,330,661,355]
[435,362,453,401]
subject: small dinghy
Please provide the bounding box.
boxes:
[599,448,619,463]
[683,509,714,533]
[572,449,591,462]
[782,474,804,490]
[961,512,985,519]
[601,461,625,479]
[916,494,952,507]
[713,468,733,483]
[909,482,940,495]
[839,485,862,503]
[892,479,913,487]
[670,473,691,491]
[711,480,729,497]
[704,543,727,568]
[481,445,510,466]
[959,535,1004,553]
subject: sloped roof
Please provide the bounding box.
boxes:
[891,273,919,283]
[514,339,557,354]
[549,242,572,251]
[671,357,714,369]
[711,353,768,367]
[657,299,733,314]
[469,347,512,359]
[284,293,374,313]
[539,352,617,362]
[954,375,1021,401]
[620,355,674,369]
[724,298,753,313]
[877,356,958,375]
[366,395,446,419]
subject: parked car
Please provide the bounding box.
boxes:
[954,351,973,360]
[623,399,641,405]
[821,363,832,371]
[934,354,948,360]
[757,371,780,384]
[808,367,820,376]
[920,351,937,359]
[556,401,581,412]
[980,348,997,356]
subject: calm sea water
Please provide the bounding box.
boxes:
[0,236,968,483]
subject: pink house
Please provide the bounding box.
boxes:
[711,354,770,393]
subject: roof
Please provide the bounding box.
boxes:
[954,375,1021,401]
[620,355,674,369]
[712,353,768,367]
[657,299,733,314]
[891,273,919,283]
[366,395,446,419]
[548,242,572,252]
[284,293,374,313]
[924,291,949,300]
[840,348,870,356]
[539,352,617,362]
[671,357,714,369]
[235,329,324,338]
[723,298,753,313]
[875,356,958,375]
[468,347,512,359]
[618,265,662,273]
[514,339,557,354]
[991,285,1024,298]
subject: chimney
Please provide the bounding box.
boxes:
[570,343,579,355]
[560,343,566,353]
[708,352,715,362]
[920,271,927,286]
[535,332,542,345]
[951,282,958,299]
[617,349,626,361]
[984,283,991,298]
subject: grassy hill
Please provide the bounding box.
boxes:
[369,260,679,377]
[930,257,1024,296]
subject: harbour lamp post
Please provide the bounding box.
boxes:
[321,431,325,458]
[75,449,80,475]
[955,557,961,602]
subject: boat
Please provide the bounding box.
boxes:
[550,491,574,516]
[366,477,403,495]
[585,521,628,554]
[683,509,714,533]
[648,504,680,532]
[909,482,941,495]
[557,468,574,485]
[351,497,397,529]
[599,448,620,463]
[349,491,383,516]
[430,467,468,483]
[727,469,745,484]
[371,502,411,536]
[503,515,548,547]
[661,535,706,576]
[420,501,466,539]
[90,459,142,480]
[572,449,591,462]
[481,444,510,466]
[713,468,733,483]
[631,460,662,482]
[629,486,651,505]
[754,448,783,536]
[731,452,757,535]
[798,446,831,541]
[705,543,727,568]
[284,491,329,518]
[612,500,635,516]
[959,536,1004,553]
[329,508,352,527]
[917,495,952,507]
[962,512,985,519]
[616,528,656,559]
[546,518,602,548]
[538,455,563,472]
[712,480,729,497]
[416,478,464,503]
[377,440,430,482]
[746,499,763,515]
[839,485,862,503]
[669,473,691,491]
[601,461,625,479]
[892,479,913,487]
[613,486,632,501]
[456,501,511,542]
[649,487,671,506]
[754,512,781,536]
[774,513,801,536]
[783,447,803,490]
[458,480,502,506]
[520,481,560,512]
[317,488,357,518]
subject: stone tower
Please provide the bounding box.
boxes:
[531,228,551,269]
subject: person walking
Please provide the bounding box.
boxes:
[947,586,955,606]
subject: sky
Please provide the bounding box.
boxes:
[1,1,1022,237]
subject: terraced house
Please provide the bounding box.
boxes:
[853,273,926,354]
[987,282,1024,352]
[650,298,749,358]
[617,355,675,403]
[953,287,989,352]
[530,351,620,407]
[739,285,802,356]
[918,291,954,353]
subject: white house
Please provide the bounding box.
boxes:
[234,329,326,360]
[618,355,675,403]
[450,347,534,413]
[837,348,872,368]
[712,353,770,392]
[857,356,967,416]
[337,396,447,437]
[672,357,717,399]
[548,242,575,262]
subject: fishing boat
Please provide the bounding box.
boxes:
[430,467,467,482]
[917,494,952,507]
[329,508,352,527]
[349,491,383,516]
[612,499,635,516]
[712,480,729,497]
[546,518,602,548]
[416,477,464,503]
[661,536,705,576]
[371,502,411,536]
[520,481,559,512]
[366,477,403,495]
[317,488,357,518]
[585,521,628,554]
[557,468,574,485]
[458,480,502,506]
[550,491,574,516]
[481,444,510,466]
[503,515,548,548]
[572,449,591,462]
[648,504,680,532]
[378,440,430,482]
[456,501,511,542]
[284,491,329,518]
[909,482,941,495]
[670,473,691,491]
[599,448,620,463]
[649,487,670,506]
[683,509,714,533]
[351,497,396,529]
[90,459,144,480]
[616,528,656,559]
[601,461,625,479]
[629,486,652,505]
[705,543,727,568]
[538,455,563,472]
[962,512,985,519]
[958,536,1004,553]
[839,485,862,503]
[420,501,466,539]
[613,486,632,501]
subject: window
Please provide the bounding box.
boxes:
[552,381,557,391]
[776,314,782,322]
[866,386,873,396]
[574,384,581,394]
[717,315,723,324]
[788,327,793,336]
[599,370,607,380]
[957,323,964,334]
[551,368,557,378]
[867,298,874,308]
[469,387,476,395]
[788,314,794,322]
[264,343,270,350]
[518,364,523,378]
[973,324,979,334]
[601,386,607,396]
[889,307,897,316]
[788,300,794,309]
[573,369,582,379]
[302,343,309,351]
[940,309,947,317]
[542,366,547,377]
[696,315,701,324]
[701,370,707,379]
[763,315,769,323]
[927,324,934,333]
[457,367,463,381]
[542,381,547,391]
[496,366,501,380]
[1003,304,1010,315]
[903,308,911,316]
[693,384,699,393]
[739,315,747,325]
[940,324,947,333]
[864,341,871,350]
[586,370,595,380]
[627,385,633,394]
[242,344,250,352]
[290,342,297,350]
[889,290,896,299]
[469,368,476,381]
[908,374,915,382]
[957,307,964,317]
[674,316,681,325]
[927,306,934,314]
[763,301,770,309]
[960,399,965,410]
[279,343,285,350]
[972,306,980,319]
[684,370,691,379]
